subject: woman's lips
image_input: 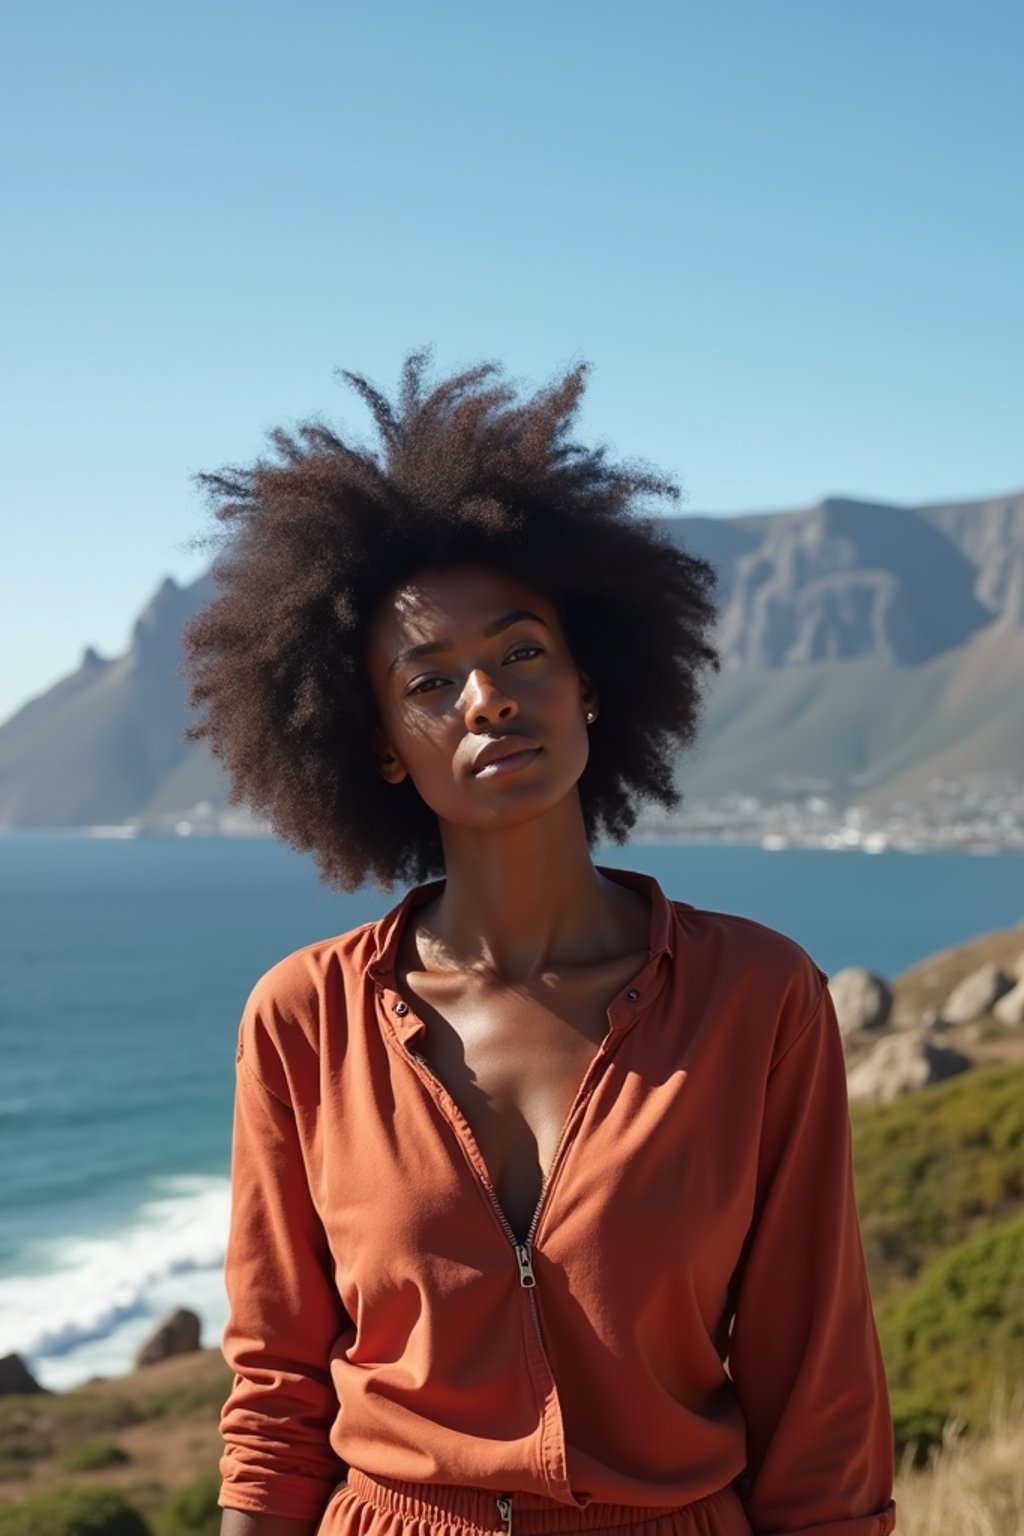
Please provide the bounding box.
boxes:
[473,746,542,779]
[470,734,543,776]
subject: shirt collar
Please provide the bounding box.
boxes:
[366,864,676,988]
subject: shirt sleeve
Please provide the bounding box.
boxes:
[218,989,354,1522]
[727,979,897,1536]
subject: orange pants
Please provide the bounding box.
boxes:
[321,1471,754,1536]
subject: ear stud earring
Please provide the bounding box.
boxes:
[585,710,596,724]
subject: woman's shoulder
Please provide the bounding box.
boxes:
[672,898,827,978]
[234,915,384,1100]
[245,914,381,1011]
[668,898,831,1058]
[608,866,828,998]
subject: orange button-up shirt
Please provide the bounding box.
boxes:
[219,868,896,1535]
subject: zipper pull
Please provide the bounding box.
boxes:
[514,1244,536,1288]
[497,1496,513,1536]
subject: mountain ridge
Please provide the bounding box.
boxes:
[2,490,1020,828]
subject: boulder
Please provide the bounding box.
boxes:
[1010,948,1024,983]
[828,967,892,1038]
[994,978,1024,1026]
[133,1307,202,1368]
[846,1030,973,1104]
[941,963,1014,1024]
[0,1353,45,1395]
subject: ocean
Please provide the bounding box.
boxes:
[1,831,1021,1390]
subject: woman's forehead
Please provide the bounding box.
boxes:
[370,563,559,647]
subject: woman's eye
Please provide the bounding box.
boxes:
[406,647,542,696]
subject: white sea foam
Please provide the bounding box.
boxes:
[0,1173,231,1390]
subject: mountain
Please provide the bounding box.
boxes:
[0,574,215,828]
[915,491,1024,628]
[0,491,1021,827]
[663,490,1024,806]
[678,624,1024,806]
[669,491,1021,667]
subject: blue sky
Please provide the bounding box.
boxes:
[1,0,1020,722]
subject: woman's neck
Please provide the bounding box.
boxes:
[424,796,646,983]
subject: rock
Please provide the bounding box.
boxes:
[133,1308,202,1368]
[828,967,892,1038]
[941,963,1014,1024]
[919,1006,951,1032]
[0,1353,45,1395]
[994,978,1024,1026]
[846,1030,973,1104]
[1010,948,1024,983]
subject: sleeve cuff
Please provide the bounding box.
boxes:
[219,1464,346,1523]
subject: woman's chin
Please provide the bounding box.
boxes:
[438,781,585,837]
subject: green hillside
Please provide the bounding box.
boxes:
[851,1063,1024,1301]
[877,1213,1024,1434]
[681,627,1024,803]
[849,1062,1024,1458]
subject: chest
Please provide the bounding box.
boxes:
[399,957,645,1242]
[307,966,763,1338]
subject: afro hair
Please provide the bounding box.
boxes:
[181,352,721,889]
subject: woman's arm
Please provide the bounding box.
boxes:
[221,1511,318,1536]
[727,980,896,1536]
[218,978,353,1525]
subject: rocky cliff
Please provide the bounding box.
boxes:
[1,491,1021,826]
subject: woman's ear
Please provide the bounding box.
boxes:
[373,728,408,785]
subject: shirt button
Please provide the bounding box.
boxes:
[627,989,639,1002]
[394,1000,409,1016]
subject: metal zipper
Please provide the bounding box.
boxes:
[521,1036,613,1252]
[407,1030,612,1288]
[477,1166,537,1289]
[400,1023,622,1487]
[497,1495,513,1536]
[394,986,642,1492]
[405,1044,536,1279]
[402,1027,622,1359]
[510,1074,600,1353]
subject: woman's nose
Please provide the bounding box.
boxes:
[461,668,518,728]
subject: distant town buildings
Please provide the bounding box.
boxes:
[633,775,1024,854]
[111,776,1024,854]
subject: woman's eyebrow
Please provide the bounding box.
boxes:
[482,608,548,638]
[388,610,549,674]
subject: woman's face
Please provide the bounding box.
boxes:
[366,563,597,832]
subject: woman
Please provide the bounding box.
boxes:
[183,354,896,1536]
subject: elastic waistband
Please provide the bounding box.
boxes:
[344,1468,737,1534]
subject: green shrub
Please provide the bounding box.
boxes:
[152,1477,220,1536]
[134,1371,230,1423]
[61,1438,131,1473]
[0,1485,150,1536]
[889,1391,960,1468]
[876,1209,1024,1433]
[851,1062,1024,1299]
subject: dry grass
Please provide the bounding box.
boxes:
[890,927,1024,1026]
[0,1349,229,1507]
[894,1383,1024,1535]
